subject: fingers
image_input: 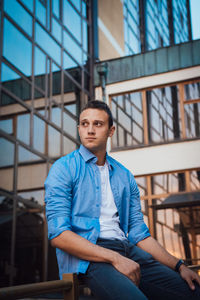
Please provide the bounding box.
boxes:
[186,277,195,290]
[112,254,141,286]
[134,263,141,286]
[180,266,200,290]
[128,262,141,286]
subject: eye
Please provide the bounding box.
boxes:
[95,121,103,127]
[80,121,88,127]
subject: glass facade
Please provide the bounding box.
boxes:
[136,170,200,264]
[0,0,93,286]
[123,0,191,55]
[111,79,200,149]
[145,0,170,50]
[123,0,141,55]
[172,0,190,44]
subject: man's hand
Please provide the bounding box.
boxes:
[179,264,200,290]
[111,252,141,286]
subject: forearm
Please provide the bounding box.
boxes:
[137,236,178,270]
[52,230,141,285]
[51,230,117,264]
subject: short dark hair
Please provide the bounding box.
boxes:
[80,100,113,128]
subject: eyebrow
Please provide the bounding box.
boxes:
[80,118,104,123]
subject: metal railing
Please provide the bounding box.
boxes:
[0,275,76,300]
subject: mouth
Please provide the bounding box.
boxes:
[85,137,96,140]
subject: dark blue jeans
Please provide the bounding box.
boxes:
[80,238,200,300]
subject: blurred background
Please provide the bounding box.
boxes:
[0,0,200,288]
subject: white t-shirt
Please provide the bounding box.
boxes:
[97,162,126,240]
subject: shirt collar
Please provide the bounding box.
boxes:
[79,144,113,170]
[79,145,97,163]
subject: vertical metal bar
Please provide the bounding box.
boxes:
[178,83,186,139]
[147,176,155,238]
[60,30,64,156]
[91,0,98,61]
[30,1,35,148]
[10,141,18,286]
[186,0,192,41]
[80,0,84,106]
[139,0,146,52]
[0,0,4,105]
[167,0,175,45]
[43,209,49,281]
[89,0,94,100]
[142,90,148,144]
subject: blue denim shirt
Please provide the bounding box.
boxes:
[44,145,150,278]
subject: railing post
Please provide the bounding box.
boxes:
[63,273,79,300]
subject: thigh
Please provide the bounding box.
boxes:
[140,260,200,300]
[128,244,200,300]
[82,261,148,300]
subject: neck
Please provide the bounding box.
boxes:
[92,149,106,166]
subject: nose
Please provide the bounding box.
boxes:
[88,123,95,134]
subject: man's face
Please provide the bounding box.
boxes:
[78,108,115,153]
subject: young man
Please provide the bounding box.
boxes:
[45,100,200,299]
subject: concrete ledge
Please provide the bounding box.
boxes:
[109,139,200,176]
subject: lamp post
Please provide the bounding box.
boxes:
[96,62,108,102]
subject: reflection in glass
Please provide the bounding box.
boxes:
[33,115,45,153]
[52,107,61,127]
[148,86,179,143]
[34,46,46,92]
[111,92,143,148]
[64,31,82,65]
[48,125,61,157]
[0,119,13,134]
[18,146,40,162]
[185,103,200,138]
[3,18,32,76]
[64,104,77,117]
[52,63,61,95]
[71,0,81,12]
[1,63,31,103]
[112,121,118,148]
[1,63,20,82]
[63,1,81,43]
[20,0,34,12]
[63,136,77,155]
[35,22,61,65]
[184,82,200,100]
[1,91,16,106]
[36,0,46,27]
[190,170,200,191]
[4,0,32,36]
[124,0,141,54]
[19,190,45,206]
[63,112,77,138]
[83,20,88,53]
[0,138,14,167]
[145,0,169,50]
[52,0,60,18]
[82,1,87,18]
[17,114,30,145]
[52,17,62,43]
[35,46,46,76]
[63,51,78,70]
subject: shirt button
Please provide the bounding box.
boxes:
[96,204,99,207]
[96,186,99,190]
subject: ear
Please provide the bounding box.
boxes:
[108,125,115,137]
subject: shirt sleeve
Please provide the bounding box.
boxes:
[44,158,73,240]
[128,174,151,244]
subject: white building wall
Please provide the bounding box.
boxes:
[109,140,200,176]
